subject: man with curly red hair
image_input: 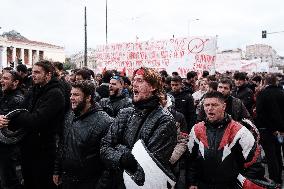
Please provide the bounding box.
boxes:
[101,67,177,188]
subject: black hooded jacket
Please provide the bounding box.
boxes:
[10,77,65,159]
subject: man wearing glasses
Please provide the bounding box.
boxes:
[101,67,176,188]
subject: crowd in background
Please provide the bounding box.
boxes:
[0,61,283,189]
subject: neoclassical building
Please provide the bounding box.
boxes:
[0,31,65,69]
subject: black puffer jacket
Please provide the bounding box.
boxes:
[55,104,113,185]
[0,88,24,147]
[0,88,24,115]
[100,96,177,189]
[99,95,133,117]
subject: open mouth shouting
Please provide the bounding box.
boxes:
[133,88,139,101]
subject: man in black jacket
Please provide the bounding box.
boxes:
[169,76,196,131]
[183,71,197,95]
[256,74,284,185]
[95,70,113,101]
[53,81,113,189]
[100,67,177,188]
[99,75,132,117]
[232,72,254,114]
[16,64,32,94]
[53,62,71,113]
[7,60,66,189]
[0,70,24,189]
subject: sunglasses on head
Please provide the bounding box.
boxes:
[111,75,124,84]
[111,75,121,80]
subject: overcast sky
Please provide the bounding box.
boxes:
[1,0,283,56]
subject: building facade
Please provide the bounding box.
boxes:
[0,34,65,69]
[69,49,97,70]
[245,44,283,66]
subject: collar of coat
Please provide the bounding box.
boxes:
[73,103,103,121]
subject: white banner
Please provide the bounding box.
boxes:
[94,36,217,77]
[215,55,271,74]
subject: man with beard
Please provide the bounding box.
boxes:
[197,78,251,122]
[53,81,113,189]
[99,75,132,117]
[0,71,24,189]
[100,67,177,188]
[5,60,66,189]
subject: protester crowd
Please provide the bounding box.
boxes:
[0,60,284,189]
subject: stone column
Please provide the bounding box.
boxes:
[28,49,32,66]
[12,47,16,63]
[0,46,5,69]
[20,48,24,61]
[35,50,39,62]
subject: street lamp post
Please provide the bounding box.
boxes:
[84,5,87,67]
[187,18,199,36]
[106,0,108,44]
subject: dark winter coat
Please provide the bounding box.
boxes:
[169,90,196,130]
[11,77,65,141]
[58,77,71,113]
[99,95,133,117]
[169,108,188,134]
[10,77,65,188]
[256,85,284,132]
[232,84,254,114]
[183,83,195,95]
[96,83,109,101]
[100,96,177,189]
[20,75,33,94]
[0,88,24,148]
[0,88,24,115]
[54,104,113,187]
